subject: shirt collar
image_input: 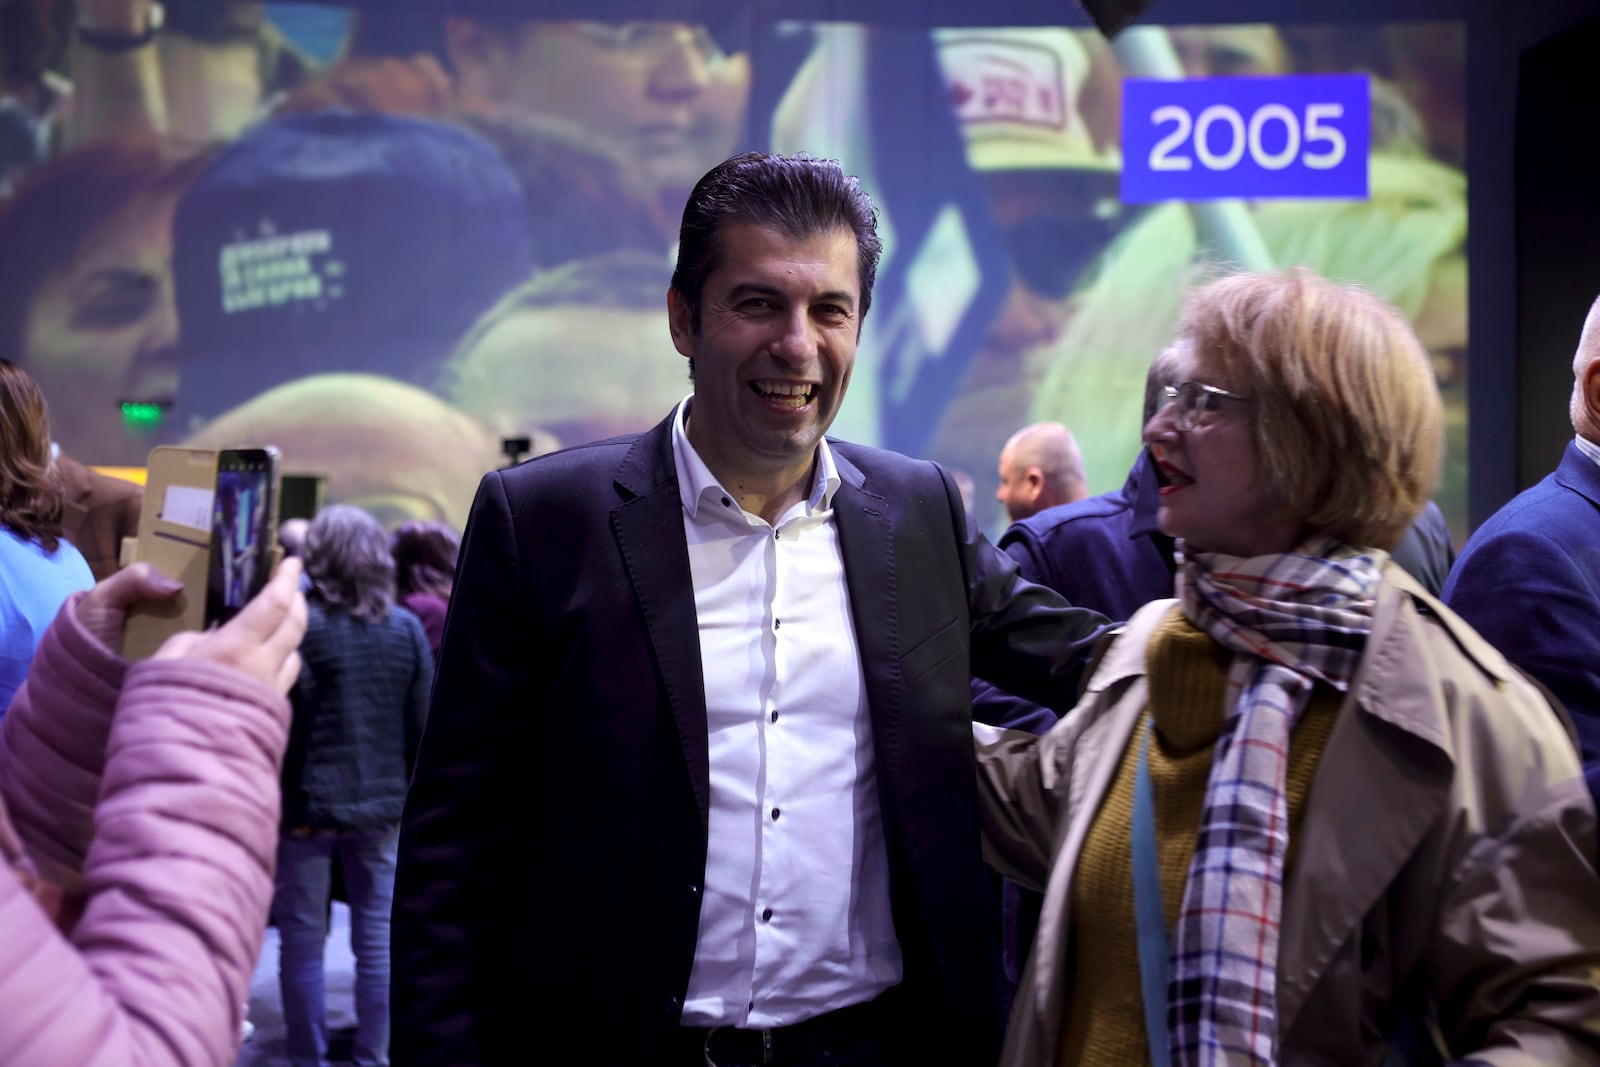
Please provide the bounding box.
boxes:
[1575,434,1600,471]
[670,395,841,521]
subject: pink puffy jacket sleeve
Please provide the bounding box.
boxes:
[0,592,290,1066]
[0,593,127,888]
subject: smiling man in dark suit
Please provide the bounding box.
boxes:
[392,152,1112,1067]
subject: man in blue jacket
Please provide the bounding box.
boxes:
[1444,294,1600,806]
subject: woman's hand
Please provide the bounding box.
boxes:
[75,562,186,651]
[152,560,308,693]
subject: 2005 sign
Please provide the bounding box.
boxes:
[1122,74,1369,202]
[1149,102,1347,172]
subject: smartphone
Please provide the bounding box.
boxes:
[205,447,281,627]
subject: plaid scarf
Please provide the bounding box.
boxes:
[1169,538,1385,1066]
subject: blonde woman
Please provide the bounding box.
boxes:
[977,270,1599,1065]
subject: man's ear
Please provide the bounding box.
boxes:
[1025,468,1045,500]
[667,287,695,359]
[1585,358,1600,438]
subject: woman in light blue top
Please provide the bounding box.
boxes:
[0,359,93,716]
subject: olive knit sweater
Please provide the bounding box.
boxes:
[1056,607,1342,1066]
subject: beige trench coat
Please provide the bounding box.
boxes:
[975,568,1600,1066]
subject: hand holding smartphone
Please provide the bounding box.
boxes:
[121,445,282,659]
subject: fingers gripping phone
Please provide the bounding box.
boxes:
[206,448,281,627]
[122,445,284,660]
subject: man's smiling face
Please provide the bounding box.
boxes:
[669,221,860,495]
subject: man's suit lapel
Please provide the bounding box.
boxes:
[611,412,712,833]
[1557,439,1600,511]
[830,448,904,803]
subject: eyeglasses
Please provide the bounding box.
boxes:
[1159,380,1250,432]
[569,21,728,66]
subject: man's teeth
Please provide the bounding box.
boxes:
[755,383,814,403]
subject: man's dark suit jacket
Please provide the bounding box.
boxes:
[392,410,1112,1065]
[54,454,141,581]
[1444,440,1600,806]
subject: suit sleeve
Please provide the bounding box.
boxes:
[971,523,1069,732]
[393,471,536,1065]
[944,469,1114,713]
[1444,528,1600,771]
[403,614,434,775]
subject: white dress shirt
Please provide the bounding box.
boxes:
[672,400,902,1028]
[1576,433,1600,470]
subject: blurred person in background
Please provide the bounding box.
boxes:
[0,555,306,1064]
[975,270,1600,1065]
[168,109,532,431]
[68,0,314,149]
[928,28,1127,515]
[0,135,208,465]
[276,504,432,1067]
[1168,24,1289,77]
[391,519,459,666]
[52,451,141,581]
[0,0,69,192]
[995,421,1088,523]
[443,15,750,225]
[286,9,752,270]
[445,250,683,447]
[184,375,506,535]
[0,359,92,717]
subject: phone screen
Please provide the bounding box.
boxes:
[205,448,279,627]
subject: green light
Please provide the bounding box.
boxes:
[121,402,165,429]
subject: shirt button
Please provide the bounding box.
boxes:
[687,883,701,902]
[770,711,779,723]
[771,807,781,821]
[664,994,681,1016]
[761,907,773,922]
[774,618,781,630]
[721,496,732,508]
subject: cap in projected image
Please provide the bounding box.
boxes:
[172,110,534,424]
[934,27,1121,175]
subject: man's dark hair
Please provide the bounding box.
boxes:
[670,152,881,332]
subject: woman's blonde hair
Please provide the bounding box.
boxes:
[1182,269,1443,549]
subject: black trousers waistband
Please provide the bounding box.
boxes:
[674,989,899,1066]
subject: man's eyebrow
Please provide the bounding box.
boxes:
[724,282,857,311]
[726,281,783,302]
